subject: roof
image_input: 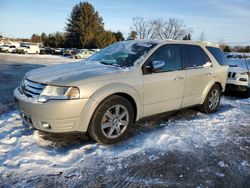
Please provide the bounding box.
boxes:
[128,39,219,48]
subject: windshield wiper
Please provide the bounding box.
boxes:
[100,61,120,67]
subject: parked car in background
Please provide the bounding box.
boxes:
[0,45,10,52]
[53,48,64,55]
[0,45,17,53]
[14,40,228,145]
[8,45,17,53]
[63,48,73,56]
[16,45,40,54]
[224,53,250,95]
[227,66,250,94]
[73,49,94,59]
[63,48,78,57]
[40,47,54,55]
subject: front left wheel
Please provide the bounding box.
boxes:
[88,95,134,145]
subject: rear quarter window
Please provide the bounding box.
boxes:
[206,46,227,65]
[182,45,209,68]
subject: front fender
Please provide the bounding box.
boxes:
[77,83,143,132]
[90,83,143,120]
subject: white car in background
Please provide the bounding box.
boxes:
[0,45,9,52]
[0,45,17,53]
[16,45,40,54]
[73,49,94,59]
[227,66,250,94]
[225,53,250,95]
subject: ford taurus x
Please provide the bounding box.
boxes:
[14,40,228,144]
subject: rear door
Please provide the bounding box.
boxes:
[181,44,212,107]
[142,44,186,117]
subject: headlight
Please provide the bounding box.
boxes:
[240,72,250,76]
[38,85,80,102]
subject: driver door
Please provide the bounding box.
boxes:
[142,44,186,117]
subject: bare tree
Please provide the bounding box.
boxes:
[131,17,156,39]
[159,18,192,40]
[130,17,192,40]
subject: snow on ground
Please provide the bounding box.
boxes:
[0,53,80,114]
[0,53,80,65]
[0,97,249,187]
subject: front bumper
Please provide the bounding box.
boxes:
[225,84,248,92]
[14,88,96,133]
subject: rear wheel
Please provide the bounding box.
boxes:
[88,95,134,145]
[199,84,221,113]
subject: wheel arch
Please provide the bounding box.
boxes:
[200,78,223,104]
[78,83,143,132]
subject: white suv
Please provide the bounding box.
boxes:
[0,45,16,53]
[14,40,228,144]
[224,56,250,95]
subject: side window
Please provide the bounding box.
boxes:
[146,44,182,73]
[183,45,208,68]
[201,50,211,63]
[206,46,227,65]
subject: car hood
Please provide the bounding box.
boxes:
[25,61,129,85]
[228,66,249,73]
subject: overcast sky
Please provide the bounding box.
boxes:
[0,0,249,45]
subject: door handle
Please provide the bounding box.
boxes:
[174,76,184,81]
[206,72,213,76]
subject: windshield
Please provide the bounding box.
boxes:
[88,40,158,67]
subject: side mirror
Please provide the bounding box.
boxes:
[151,60,165,71]
[203,62,212,68]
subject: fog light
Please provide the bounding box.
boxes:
[41,122,51,129]
[239,78,247,82]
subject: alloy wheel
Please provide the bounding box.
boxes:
[101,104,129,139]
[208,89,220,110]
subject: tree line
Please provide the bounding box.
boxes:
[28,1,193,49]
[23,1,249,52]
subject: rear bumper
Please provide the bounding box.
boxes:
[14,88,96,133]
[226,84,248,92]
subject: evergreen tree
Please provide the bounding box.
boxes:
[41,32,48,44]
[43,32,66,48]
[223,45,231,52]
[128,31,138,39]
[244,46,250,53]
[95,31,117,48]
[31,34,42,43]
[65,2,104,48]
[183,34,192,40]
[113,31,124,41]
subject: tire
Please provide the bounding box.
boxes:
[199,84,221,113]
[88,95,134,145]
[247,87,250,97]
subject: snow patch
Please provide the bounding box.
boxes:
[0,96,249,182]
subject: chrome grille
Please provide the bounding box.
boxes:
[19,79,46,98]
